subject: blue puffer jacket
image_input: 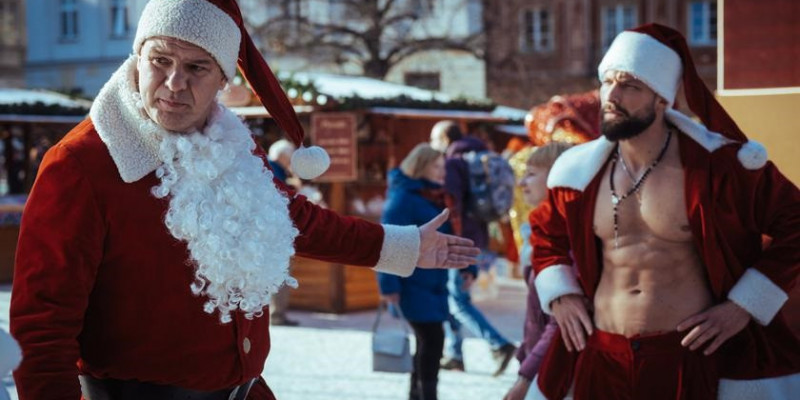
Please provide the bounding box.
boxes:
[377,168,452,323]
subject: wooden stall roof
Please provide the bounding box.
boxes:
[0,114,86,124]
[228,105,315,118]
[367,107,509,122]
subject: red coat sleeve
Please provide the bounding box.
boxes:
[254,145,385,266]
[750,162,800,291]
[528,188,583,314]
[529,189,574,275]
[287,190,384,265]
[11,143,105,399]
[725,158,800,325]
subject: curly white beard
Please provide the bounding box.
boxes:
[151,105,299,323]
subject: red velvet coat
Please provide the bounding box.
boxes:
[10,120,389,399]
[530,133,800,398]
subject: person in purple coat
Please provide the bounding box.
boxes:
[430,121,516,375]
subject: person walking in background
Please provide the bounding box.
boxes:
[267,139,300,326]
[378,143,451,400]
[266,139,296,188]
[430,120,516,376]
[503,142,572,400]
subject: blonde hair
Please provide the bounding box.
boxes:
[400,143,443,179]
[527,142,573,169]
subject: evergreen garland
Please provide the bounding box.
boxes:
[276,73,496,112]
[0,102,88,116]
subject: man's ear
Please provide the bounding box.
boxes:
[655,95,669,111]
[133,59,140,90]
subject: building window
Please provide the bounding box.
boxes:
[467,0,482,35]
[111,0,130,38]
[60,0,79,40]
[0,1,20,45]
[405,72,440,91]
[281,0,309,18]
[601,4,638,51]
[521,8,554,53]
[411,0,435,18]
[688,1,717,46]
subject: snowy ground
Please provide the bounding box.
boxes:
[1,278,527,400]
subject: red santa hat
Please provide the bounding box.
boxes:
[598,23,767,170]
[133,0,330,179]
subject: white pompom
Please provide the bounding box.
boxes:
[291,145,330,180]
[0,329,21,377]
[737,140,767,170]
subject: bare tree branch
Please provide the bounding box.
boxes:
[243,0,485,79]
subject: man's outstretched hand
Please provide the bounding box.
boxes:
[416,209,480,269]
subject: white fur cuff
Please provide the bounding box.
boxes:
[728,268,788,326]
[372,225,420,278]
[534,264,583,315]
[720,373,800,400]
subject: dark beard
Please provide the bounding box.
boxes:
[601,106,656,142]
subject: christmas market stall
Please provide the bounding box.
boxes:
[226,72,527,313]
[0,88,89,282]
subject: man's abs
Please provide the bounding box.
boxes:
[593,239,713,337]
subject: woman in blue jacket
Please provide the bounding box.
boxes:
[378,143,451,400]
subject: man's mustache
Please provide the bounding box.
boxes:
[603,104,630,117]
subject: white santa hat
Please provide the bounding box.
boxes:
[133,0,330,179]
[598,24,767,170]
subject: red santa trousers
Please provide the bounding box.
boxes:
[571,329,718,400]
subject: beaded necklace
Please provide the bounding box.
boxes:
[609,130,672,248]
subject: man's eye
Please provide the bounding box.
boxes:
[189,64,207,73]
[153,57,170,65]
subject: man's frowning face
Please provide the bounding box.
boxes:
[599,70,664,141]
[137,37,226,133]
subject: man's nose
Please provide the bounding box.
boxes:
[603,82,622,104]
[165,67,188,92]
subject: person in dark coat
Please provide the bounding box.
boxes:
[431,121,516,375]
[378,143,451,400]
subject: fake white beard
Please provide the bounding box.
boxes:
[151,105,299,323]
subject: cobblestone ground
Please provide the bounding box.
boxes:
[2,278,527,400]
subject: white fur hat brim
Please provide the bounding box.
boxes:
[133,0,241,80]
[598,31,683,106]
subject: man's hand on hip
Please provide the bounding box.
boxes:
[416,209,480,269]
[677,300,751,355]
[551,294,593,352]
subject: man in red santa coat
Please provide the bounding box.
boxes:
[8,1,479,399]
[527,24,799,399]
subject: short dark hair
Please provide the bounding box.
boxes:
[432,120,463,143]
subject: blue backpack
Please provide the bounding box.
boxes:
[462,151,516,222]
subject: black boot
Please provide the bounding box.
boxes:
[419,379,438,400]
[408,372,420,400]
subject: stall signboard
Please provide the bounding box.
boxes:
[311,113,358,182]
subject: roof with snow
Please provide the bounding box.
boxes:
[0,88,91,109]
[279,71,454,103]
[0,88,89,123]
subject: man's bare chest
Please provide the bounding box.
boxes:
[593,163,692,243]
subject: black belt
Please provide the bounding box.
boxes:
[79,375,257,400]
